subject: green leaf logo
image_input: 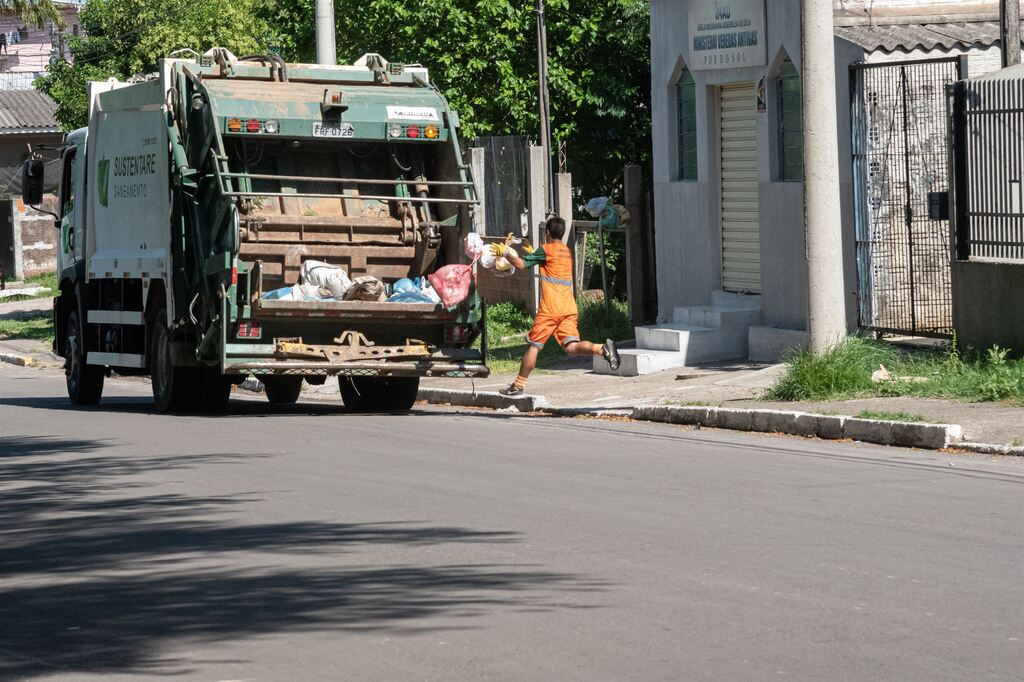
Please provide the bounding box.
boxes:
[97,156,109,207]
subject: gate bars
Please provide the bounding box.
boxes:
[851,56,965,337]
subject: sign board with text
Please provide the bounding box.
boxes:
[688,0,767,71]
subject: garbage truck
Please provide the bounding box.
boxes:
[21,48,488,413]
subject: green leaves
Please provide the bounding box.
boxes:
[36,0,275,130]
[37,0,651,197]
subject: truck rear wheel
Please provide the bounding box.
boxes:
[65,307,104,405]
[338,376,419,413]
[149,309,200,413]
[262,376,303,404]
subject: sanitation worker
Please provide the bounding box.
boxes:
[491,216,621,397]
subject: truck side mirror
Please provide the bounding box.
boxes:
[21,158,44,206]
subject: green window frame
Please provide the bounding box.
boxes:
[778,58,803,181]
[676,69,697,181]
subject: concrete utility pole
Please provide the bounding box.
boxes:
[315,0,337,66]
[1001,0,1021,68]
[801,0,847,355]
[535,0,555,215]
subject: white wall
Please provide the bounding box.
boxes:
[650,0,861,330]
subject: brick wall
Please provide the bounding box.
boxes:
[13,195,57,279]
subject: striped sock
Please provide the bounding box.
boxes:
[513,375,527,390]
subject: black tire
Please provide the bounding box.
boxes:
[338,376,419,413]
[64,307,104,405]
[149,308,200,413]
[198,367,234,413]
[262,376,303,404]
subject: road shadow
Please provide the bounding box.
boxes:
[0,436,603,679]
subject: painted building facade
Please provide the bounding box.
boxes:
[641,0,1021,369]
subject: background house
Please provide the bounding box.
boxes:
[0,5,77,282]
[606,0,1023,376]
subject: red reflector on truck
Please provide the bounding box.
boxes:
[246,119,261,133]
[406,124,420,138]
[237,321,262,339]
[231,267,238,285]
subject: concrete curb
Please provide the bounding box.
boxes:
[417,388,547,412]
[0,352,35,367]
[538,407,632,418]
[632,405,963,450]
[954,442,1024,457]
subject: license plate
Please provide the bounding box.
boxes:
[312,123,355,138]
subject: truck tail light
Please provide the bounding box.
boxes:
[406,124,420,138]
[424,124,439,139]
[246,118,261,133]
[237,321,262,339]
[227,118,242,132]
[445,325,469,344]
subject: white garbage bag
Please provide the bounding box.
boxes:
[301,260,353,299]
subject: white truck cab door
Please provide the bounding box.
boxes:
[57,146,84,267]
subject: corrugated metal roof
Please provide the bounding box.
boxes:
[0,90,58,133]
[835,21,1016,54]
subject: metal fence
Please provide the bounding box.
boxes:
[951,76,1024,261]
[851,57,964,337]
[470,135,530,237]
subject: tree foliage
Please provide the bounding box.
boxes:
[36,0,651,197]
[35,0,274,130]
[2,0,63,29]
[266,0,650,197]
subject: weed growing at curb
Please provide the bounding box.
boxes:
[766,337,1024,405]
[856,410,926,423]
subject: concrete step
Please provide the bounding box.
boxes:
[593,348,691,377]
[672,305,763,329]
[636,323,717,352]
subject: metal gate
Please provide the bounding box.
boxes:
[851,57,965,337]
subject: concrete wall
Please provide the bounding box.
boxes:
[952,260,1024,353]
[649,0,861,331]
[12,196,57,279]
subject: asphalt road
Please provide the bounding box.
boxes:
[1,366,1021,681]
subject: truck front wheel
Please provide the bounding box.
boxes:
[262,376,303,404]
[149,309,200,413]
[65,307,104,405]
[338,376,419,413]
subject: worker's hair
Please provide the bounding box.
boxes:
[545,216,566,240]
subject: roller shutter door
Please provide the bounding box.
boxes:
[720,82,761,293]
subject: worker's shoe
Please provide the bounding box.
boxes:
[602,339,621,371]
[499,383,524,397]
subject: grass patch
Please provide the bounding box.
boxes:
[856,410,926,423]
[482,298,631,374]
[0,313,54,342]
[766,336,1024,405]
[1,271,57,300]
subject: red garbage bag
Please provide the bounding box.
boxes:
[427,264,473,308]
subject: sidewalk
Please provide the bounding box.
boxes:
[3,333,1022,447]
[0,298,51,321]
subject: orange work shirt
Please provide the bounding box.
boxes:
[524,242,577,318]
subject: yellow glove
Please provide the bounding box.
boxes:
[489,242,508,257]
[522,242,536,255]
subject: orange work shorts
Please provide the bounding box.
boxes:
[526,314,580,350]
